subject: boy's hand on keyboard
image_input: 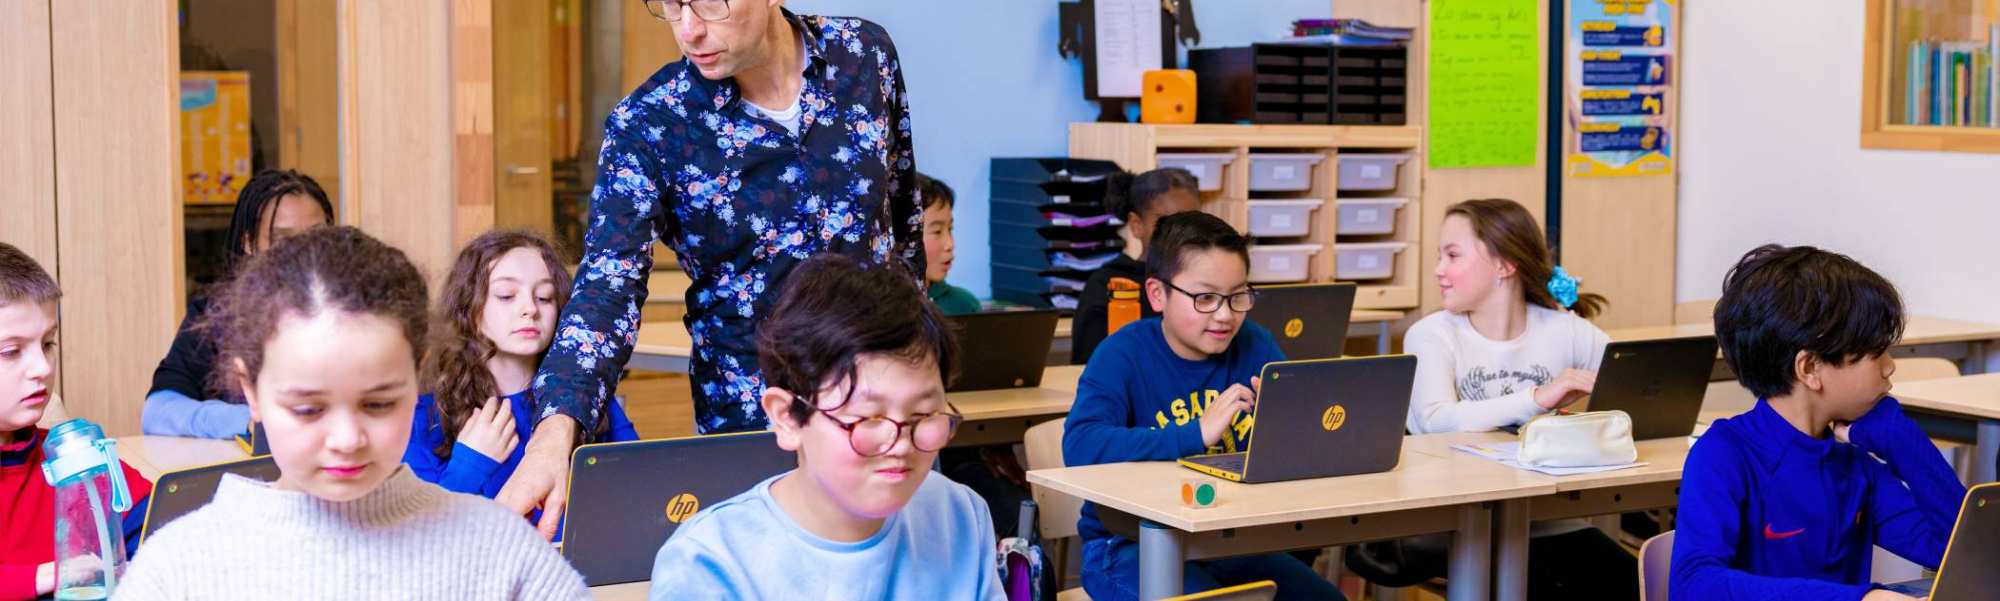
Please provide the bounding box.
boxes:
[1201,379,1258,447]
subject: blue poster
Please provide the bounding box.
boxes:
[1567,0,1675,177]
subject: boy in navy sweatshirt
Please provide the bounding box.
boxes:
[1062,213,1342,601]
[1672,244,1964,601]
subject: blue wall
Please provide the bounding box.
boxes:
[797,0,1333,297]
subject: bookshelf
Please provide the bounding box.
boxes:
[1863,0,2000,153]
[1068,123,1425,310]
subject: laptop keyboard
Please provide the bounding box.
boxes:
[1187,452,1246,474]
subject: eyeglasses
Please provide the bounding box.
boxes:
[815,403,963,457]
[1160,280,1258,313]
[643,0,730,23]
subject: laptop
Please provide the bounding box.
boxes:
[561,431,796,586]
[1884,482,2000,599]
[1245,283,1357,360]
[946,310,1060,392]
[1179,355,1417,484]
[233,421,270,456]
[1583,335,1718,440]
[139,455,281,545]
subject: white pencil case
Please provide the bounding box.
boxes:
[1518,410,1639,468]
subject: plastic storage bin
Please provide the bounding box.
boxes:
[1335,242,1406,281]
[1247,153,1324,192]
[1334,198,1408,236]
[1156,153,1233,192]
[1246,199,1323,238]
[1247,243,1323,283]
[1336,153,1412,191]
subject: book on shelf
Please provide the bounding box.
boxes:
[1906,31,2000,128]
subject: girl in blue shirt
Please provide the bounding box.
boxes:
[405,231,637,501]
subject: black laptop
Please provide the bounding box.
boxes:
[1245,283,1358,360]
[1179,355,1416,483]
[946,310,1060,392]
[561,431,796,586]
[1582,335,1718,440]
[139,455,281,545]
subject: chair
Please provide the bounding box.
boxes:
[1893,357,1959,383]
[1024,418,1089,600]
[1673,300,1716,325]
[1639,530,1674,601]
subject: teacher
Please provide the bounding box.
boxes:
[497,0,921,535]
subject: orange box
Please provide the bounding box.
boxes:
[1141,69,1198,125]
[180,71,253,205]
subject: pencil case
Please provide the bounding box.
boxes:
[1517,410,1638,468]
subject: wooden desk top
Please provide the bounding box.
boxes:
[1607,315,2000,348]
[1401,431,1693,492]
[1025,436,1556,532]
[953,382,1077,423]
[117,436,248,482]
[1893,372,2000,421]
[590,581,648,601]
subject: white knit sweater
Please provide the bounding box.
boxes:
[112,467,588,600]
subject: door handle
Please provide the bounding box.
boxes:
[506,166,543,176]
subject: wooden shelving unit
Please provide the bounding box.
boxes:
[1862,0,2000,153]
[1068,123,1425,310]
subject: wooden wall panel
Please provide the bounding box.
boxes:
[339,0,458,283]
[453,0,497,248]
[49,1,184,436]
[621,2,683,92]
[278,0,343,205]
[0,0,58,269]
[494,0,555,236]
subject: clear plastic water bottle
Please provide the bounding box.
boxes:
[39,419,133,601]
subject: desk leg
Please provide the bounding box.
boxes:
[1978,420,2000,484]
[1377,322,1391,356]
[1139,520,1185,601]
[1448,503,1492,601]
[1494,498,1531,601]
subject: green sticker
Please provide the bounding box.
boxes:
[1195,483,1216,506]
[586,457,597,466]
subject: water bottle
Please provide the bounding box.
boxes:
[1107,277,1143,335]
[40,419,133,601]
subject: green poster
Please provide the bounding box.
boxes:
[1429,0,1541,168]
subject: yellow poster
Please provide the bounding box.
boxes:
[180,71,253,204]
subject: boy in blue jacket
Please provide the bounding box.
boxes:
[1062,212,1343,601]
[1672,244,1965,601]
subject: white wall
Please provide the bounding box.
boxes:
[1680,1,2000,324]
[797,0,1332,297]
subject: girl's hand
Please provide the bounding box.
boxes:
[458,396,520,461]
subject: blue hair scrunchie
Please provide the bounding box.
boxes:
[1547,266,1580,309]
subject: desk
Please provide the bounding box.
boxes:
[117,436,248,481]
[1404,432,1693,601]
[949,366,1083,447]
[631,310,1405,374]
[590,581,647,601]
[1607,315,2000,379]
[1892,373,2000,484]
[1026,437,1557,601]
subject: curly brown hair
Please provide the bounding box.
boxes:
[1444,198,1608,319]
[201,226,429,400]
[424,230,573,459]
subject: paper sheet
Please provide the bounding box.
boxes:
[1093,0,1163,98]
[1452,441,1648,476]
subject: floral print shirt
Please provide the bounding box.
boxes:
[533,11,921,435]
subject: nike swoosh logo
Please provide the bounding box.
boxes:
[1763,524,1805,540]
